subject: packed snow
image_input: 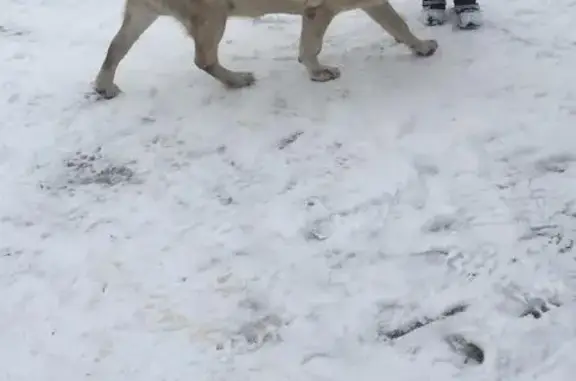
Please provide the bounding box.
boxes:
[2,0,576,379]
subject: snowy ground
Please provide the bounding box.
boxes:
[3,0,576,379]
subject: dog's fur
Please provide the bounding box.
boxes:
[94,0,438,98]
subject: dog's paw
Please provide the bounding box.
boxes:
[309,66,341,82]
[93,83,122,100]
[412,39,438,57]
[224,72,256,89]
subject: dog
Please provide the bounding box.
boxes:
[94,0,438,98]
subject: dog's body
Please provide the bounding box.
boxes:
[94,0,438,98]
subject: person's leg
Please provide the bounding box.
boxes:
[422,0,447,26]
[453,0,483,29]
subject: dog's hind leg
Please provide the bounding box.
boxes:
[298,6,339,82]
[94,1,158,99]
[363,2,438,57]
[185,9,255,88]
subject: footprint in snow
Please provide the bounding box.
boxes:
[535,153,576,174]
[422,214,466,233]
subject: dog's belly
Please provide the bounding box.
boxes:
[228,0,305,16]
[228,0,385,16]
[324,0,385,11]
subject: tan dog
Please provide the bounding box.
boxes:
[94,0,438,98]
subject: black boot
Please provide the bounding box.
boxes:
[422,0,447,26]
[453,0,483,29]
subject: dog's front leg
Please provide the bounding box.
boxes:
[94,2,159,99]
[186,9,256,88]
[298,6,340,82]
[363,2,438,57]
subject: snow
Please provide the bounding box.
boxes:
[2,0,576,379]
